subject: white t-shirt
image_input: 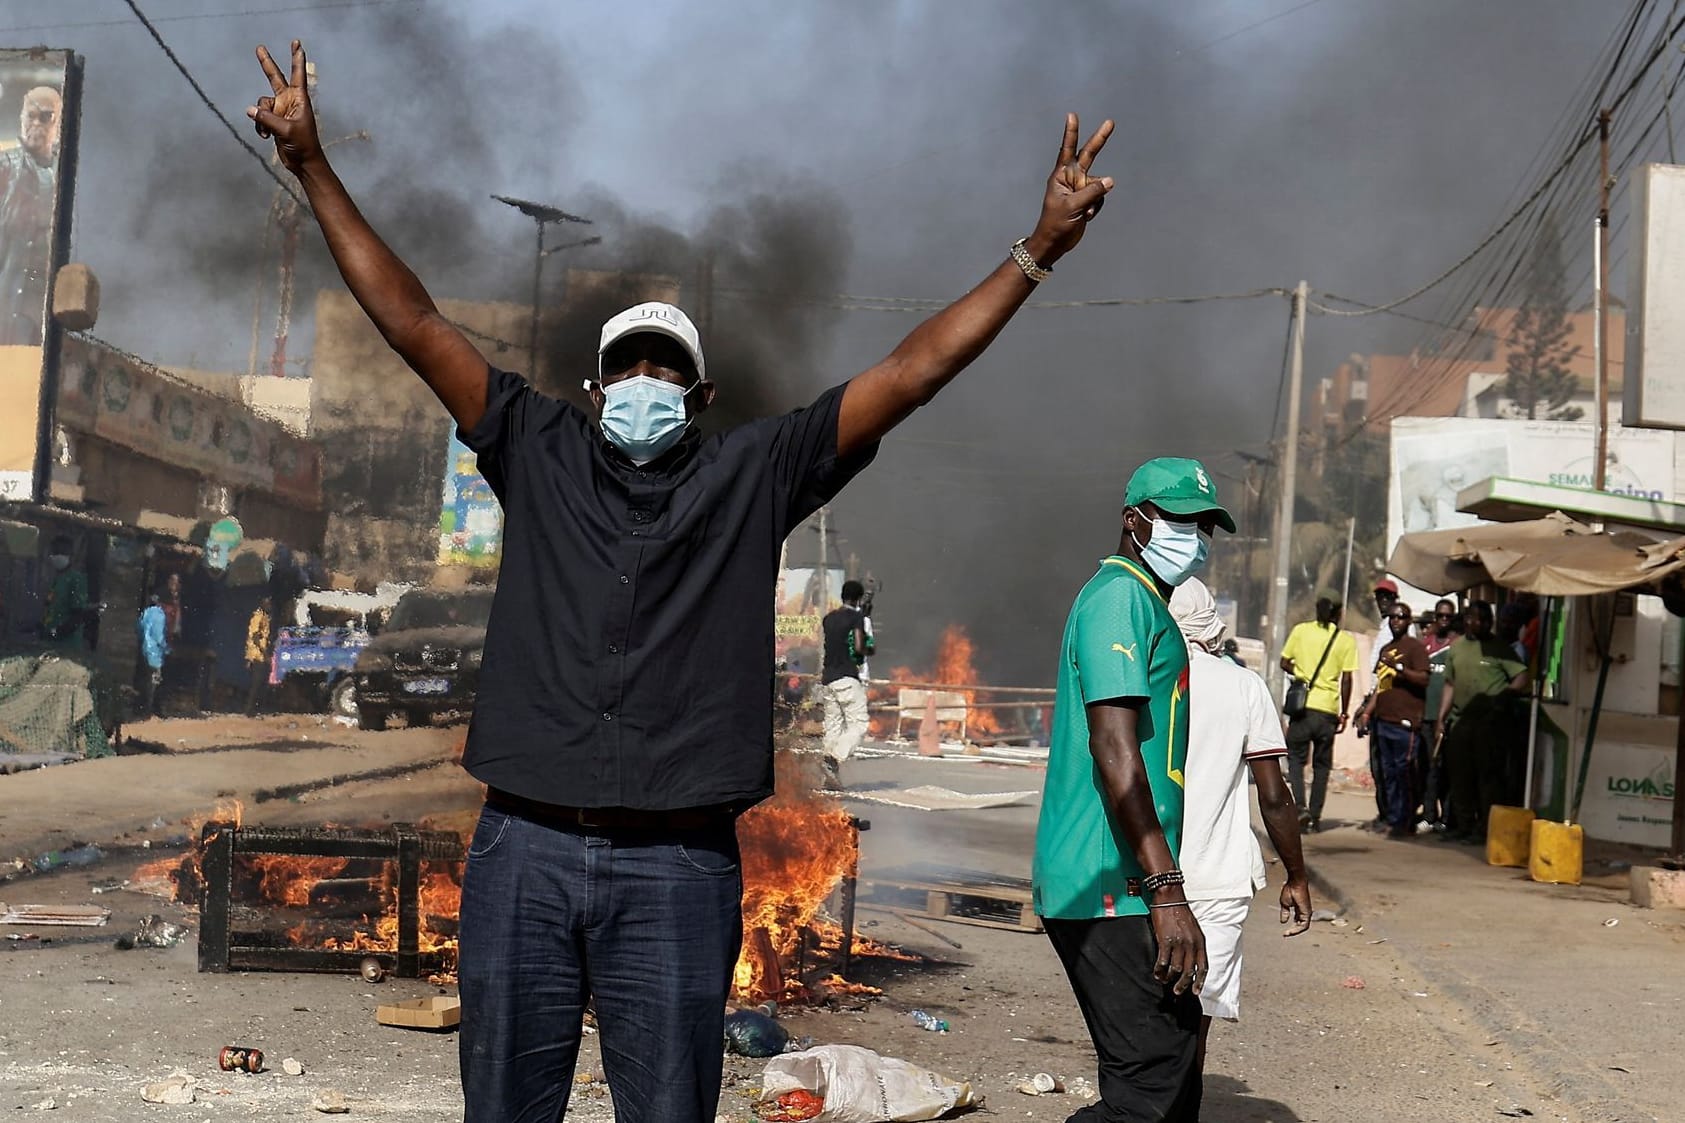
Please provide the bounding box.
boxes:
[1183,647,1289,901]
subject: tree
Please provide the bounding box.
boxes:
[1504,218,1583,421]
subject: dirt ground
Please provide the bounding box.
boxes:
[3,716,1680,1121]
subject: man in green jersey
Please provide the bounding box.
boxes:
[1033,457,1235,1122]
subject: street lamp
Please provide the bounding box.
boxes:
[491,195,593,383]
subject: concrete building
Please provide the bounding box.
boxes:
[1315,305,1627,435]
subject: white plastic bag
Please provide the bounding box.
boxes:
[758,1044,978,1122]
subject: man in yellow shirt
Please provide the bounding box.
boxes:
[244,597,273,716]
[1278,596,1358,832]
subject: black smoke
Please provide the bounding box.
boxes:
[50,0,1630,687]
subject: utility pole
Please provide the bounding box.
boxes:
[817,505,830,610]
[1594,107,1613,491]
[1267,281,1308,697]
[492,195,593,386]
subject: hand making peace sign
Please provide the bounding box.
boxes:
[1030,113,1116,263]
[247,40,322,176]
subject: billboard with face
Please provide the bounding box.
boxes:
[0,48,78,502]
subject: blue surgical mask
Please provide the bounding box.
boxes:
[595,376,696,464]
[1131,510,1210,587]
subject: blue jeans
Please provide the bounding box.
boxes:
[457,803,743,1123]
[1372,720,1417,831]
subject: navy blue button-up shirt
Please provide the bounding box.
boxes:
[458,366,877,811]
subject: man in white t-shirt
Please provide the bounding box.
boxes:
[1169,578,1312,1103]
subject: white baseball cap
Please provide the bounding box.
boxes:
[597,302,706,381]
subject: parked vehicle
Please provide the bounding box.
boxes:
[270,584,409,719]
[352,586,494,731]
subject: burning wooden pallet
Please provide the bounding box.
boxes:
[858,864,1040,933]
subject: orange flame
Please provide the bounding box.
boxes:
[730,752,863,1004]
[932,625,1001,735]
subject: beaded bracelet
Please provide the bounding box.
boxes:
[1141,869,1185,894]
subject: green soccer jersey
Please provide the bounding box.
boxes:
[1032,557,1190,920]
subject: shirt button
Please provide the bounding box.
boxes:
[619,575,629,584]
[602,712,614,722]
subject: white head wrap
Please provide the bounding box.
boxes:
[1169,576,1226,652]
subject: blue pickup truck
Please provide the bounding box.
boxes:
[269,585,409,719]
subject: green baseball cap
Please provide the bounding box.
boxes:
[1124,457,1237,533]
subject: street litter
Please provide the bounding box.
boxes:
[909,1009,949,1032]
[359,956,386,982]
[140,1072,197,1104]
[1340,976,1367,989]
[374,995,460,1030]
[725,1009,790,1057]
[756,1088,825,1121]
[282,1057,305,1076]
[758,1044,978,1122]
[219,1045,264,1073]
[31,1097,55,1110]
[1015,1073,1064,1095]
[0,903,110,927]
[1330,917,1350,928]
[114,914,186,949]
[312,1088,351,1114]
[1603,917,1620,928]
[88,878,126,893]
[1311,909,1339,923]
[30,845,103,873]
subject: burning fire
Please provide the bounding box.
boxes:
[132,798,247,899]
[133,798,463,968]
[872,624,1001,739]
[732,761,859,1004]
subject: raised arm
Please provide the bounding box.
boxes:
[247,41,489,431]
[1086,699,1206,995]
[836,114,1114,458]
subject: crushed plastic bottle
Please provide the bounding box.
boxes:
[32,845,103,873]
[909,1010,948,1033]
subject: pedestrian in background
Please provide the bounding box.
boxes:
[1279,597,1357,832]
[1422,598,1459,657]
[1355,601,1429,838]
[1168,577,1311,1113]
[244,596,273,716]
[136,593,168,719]
[819,580,874,789]
[1436,601,1530,843]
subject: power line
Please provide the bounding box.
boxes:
[1326,0,1670,324]
[1175,0,1328,58]
[0,0,419,35]
[120,0,309,210]
[1330,1,1684,437]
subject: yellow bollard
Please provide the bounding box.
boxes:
[1529,819,1584,886]
[1486,805,1536,868]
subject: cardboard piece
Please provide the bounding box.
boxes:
[0,903,111,927]
[375,995,461,1030]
